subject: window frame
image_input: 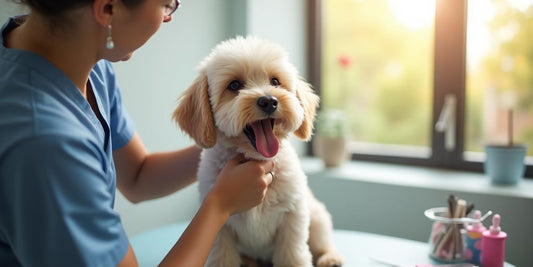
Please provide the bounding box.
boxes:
[307,0,532,178]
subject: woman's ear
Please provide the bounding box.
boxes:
[294,79,320,141]
[92,0,114,27]
[172,70,217,148]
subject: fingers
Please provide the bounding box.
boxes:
[228,153,248,165]
[261,159,275,175]
[257,161,274,189]
[259,172,272,202]
[265,171,274,185]
[267,160,275,173]
[229,153,275,176]
[212,153,275,214]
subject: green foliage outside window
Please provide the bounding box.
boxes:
[323,0,533,157]
[322,0,433,148]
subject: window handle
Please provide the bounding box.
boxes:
[435,94,456,151]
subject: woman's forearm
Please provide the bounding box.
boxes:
[159,194,229,267]
[132,145,201,201]
[115,133,202,203]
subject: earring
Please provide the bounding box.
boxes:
[106,24,114,50]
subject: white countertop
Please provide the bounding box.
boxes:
[131,221,516,267]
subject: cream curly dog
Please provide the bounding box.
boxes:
[173,36,343,267]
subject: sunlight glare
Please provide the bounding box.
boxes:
[387,0,436,30]
[467,0,532,68]
[508,0,533,10]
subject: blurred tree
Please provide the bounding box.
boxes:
[322,0,432,146]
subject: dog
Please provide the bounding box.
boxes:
[173,36,343,267]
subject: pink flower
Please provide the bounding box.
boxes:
[338,54,352,69]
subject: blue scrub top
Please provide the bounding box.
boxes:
[0,17,135,266]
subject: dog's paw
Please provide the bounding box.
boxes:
[316,251,344,267]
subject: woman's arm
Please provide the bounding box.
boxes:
[157,193,228,267]
[113,132,202,203]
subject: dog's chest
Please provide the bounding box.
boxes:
[228,206,285,257]
[198,143,308,258]
[228,168,306,258]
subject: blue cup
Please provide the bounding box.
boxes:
[484,145,527,185]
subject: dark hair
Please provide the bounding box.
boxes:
[12,0,92,16]
[12,0,145,17]
[10,0,146,32]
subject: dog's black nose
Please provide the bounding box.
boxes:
[257,96,278,114]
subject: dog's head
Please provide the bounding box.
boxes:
[173,36,319,159]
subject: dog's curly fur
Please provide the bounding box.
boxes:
[173,36,343,267]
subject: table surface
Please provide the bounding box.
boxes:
[130,221,515,267]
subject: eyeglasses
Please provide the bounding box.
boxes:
[164,0,181,17]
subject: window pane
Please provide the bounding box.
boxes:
[465,0,533,156]
[322,0,435,155]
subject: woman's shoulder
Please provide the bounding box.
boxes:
[91,60,121,101]
[91,60,117,85]
[0,89,103,164]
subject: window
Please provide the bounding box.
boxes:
[308,0,532,177]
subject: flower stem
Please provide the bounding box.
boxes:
[508,109,513,147]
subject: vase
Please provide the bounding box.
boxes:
[484,144,527,185]
[313,135,348,168]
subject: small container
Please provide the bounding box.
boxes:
[465,210,486,265]
[484,144,527,185]
[424,207,491,263]
[481,214,507,267]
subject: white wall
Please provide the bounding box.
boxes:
[247,0,308,78]
[0,1,23,20]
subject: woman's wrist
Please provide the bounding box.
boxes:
[201,191,231,224]
[160,188,230,266]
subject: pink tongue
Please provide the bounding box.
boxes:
[251,119,279,158]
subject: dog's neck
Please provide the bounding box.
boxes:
[205,138,286,172]
[205,142,241,171]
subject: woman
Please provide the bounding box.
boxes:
[0,0,274,266]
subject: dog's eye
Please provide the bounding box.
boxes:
[228,80,244,91]
[270,78,281,87]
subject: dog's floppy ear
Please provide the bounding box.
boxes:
[172,71,217,148]
[294,79,320,141]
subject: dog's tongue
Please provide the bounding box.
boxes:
[251,119,279,158]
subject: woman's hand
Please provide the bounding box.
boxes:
[207,154,275,216]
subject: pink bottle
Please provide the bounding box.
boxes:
[465,210,486,265]
[481,214,507,267]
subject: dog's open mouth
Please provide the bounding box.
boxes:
[243,119,279,158]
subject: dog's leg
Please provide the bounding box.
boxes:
[206,225,241,267]
[307,190,344,267]
[271,202,313,267]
